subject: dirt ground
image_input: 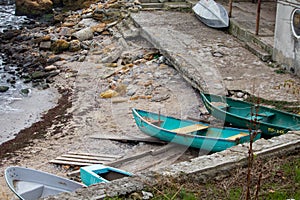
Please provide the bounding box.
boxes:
[0,35,203,199]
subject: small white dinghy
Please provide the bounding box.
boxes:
[192,0,229,28]
[5,166,85,200]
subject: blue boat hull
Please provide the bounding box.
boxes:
[132,108,260,153]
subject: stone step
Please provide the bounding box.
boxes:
[140,0,185,3]
[141,2,164,9]
[164,2,191,11]
[245,42,271,62]
[229,20,273,62]
[141,2,191,10]
[139,0,162,3]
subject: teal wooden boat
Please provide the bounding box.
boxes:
[132,108,260,153]
[200,93,300,137]
[80,164,132,186]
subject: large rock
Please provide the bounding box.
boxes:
[61,0,98,10]
[15,0,98,17]
[15,0,53,17]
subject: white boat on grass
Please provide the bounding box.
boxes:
[193,0,229,28]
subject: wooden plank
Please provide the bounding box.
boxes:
[67,170,81,177]
[67,152,122,159]
[50,152,122,167]
[53,157,106,164]
[55,156,114,163]
[172,124,208,134]
[227,133,248,141]
[49,160,102,166]
[106,151,154,167]
[60,154,118,161]
[90,135,166,144]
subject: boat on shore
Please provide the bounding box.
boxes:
[192,0,229,28]
[200,93,300,137]
[5,166,84,200]
[132,108,260,153]
[80,164,132,186]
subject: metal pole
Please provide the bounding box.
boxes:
[255,0,261,35]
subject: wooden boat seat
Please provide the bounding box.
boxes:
[145,118,164,127]
[245,111,275,121]
[257,111,275,118]
[227,133,248,141]
[19,184,44,199]
[172,124,208,134]
[211,101,230,111]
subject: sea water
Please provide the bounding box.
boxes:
[0,0,58,145]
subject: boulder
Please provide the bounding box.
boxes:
[61,0,98,10]
[15,0,99,17]
[0,86,9,93]
[72,27,93,41]
[69,40,81,52]
[51,39,70,54]
[15,0,53,17]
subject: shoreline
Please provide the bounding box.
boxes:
[0,86,67,160]
[0,86,59,146]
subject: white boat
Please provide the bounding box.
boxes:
[5,166,85,200]
[192,0,229,28]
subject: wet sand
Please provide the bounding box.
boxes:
[0,87,59,145]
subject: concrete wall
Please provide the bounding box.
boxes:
[273,0,300,75]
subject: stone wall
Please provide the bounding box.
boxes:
[273,0,300,75]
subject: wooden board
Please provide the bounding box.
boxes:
[67,152,121,159]
[49,152,122,167]
[90,135,166,144]
[227,133,248,141]
[172,124,208,134]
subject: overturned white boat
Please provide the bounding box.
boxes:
[193,0,229,28]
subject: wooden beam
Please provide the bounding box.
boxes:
[255,0,261,35]
[90,135,166,144]
[49,160,104,166]
[228,0,233,18]
[67,152,122,159]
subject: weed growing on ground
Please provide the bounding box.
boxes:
[104,153,300,200]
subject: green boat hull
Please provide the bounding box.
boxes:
[200,93,300,137]
[132,108,260,153]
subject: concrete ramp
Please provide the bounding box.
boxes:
[131,11,227,95]
[130,11,300,102]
